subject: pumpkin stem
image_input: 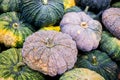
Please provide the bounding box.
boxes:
[92,56,98,65]
[84,6,89,13]
[13,62,25,72]
[46,38,54,48]
[12,23,19,29]
[80,22,88,28]
[42,0,48,5]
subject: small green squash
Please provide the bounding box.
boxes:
[75,50,118,80]
[21,0,64,28]
[0,48,45,80]
[0,12,34,48]
[60,68,105,80]
[100,31,120,61]
[0,0,20,12]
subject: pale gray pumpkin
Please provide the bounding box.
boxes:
[22,30,78,76]
[102,8,120,39]
[60,12,102,51]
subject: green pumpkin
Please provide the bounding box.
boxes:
[75,50,118,80]
[100,31,120,61]
[65,6,82,13]
[0,0,20,12]
[0,12,34,48]
[21,0,64,28]
[112,2,120,8]
[0,48,45,80]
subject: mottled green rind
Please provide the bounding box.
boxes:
[112,2,120,8]
[65,6,82,13]
[0,0,20,12]
[100,31,120,61]
[75,50,118,80]
[0,48,45,80]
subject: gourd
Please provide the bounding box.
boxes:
[41,26,60,32]
[0,48,45,80]
[60,12,102,51]
[21,0,64,28]
[0,12,34,48]
[102,8,120,39]
[0,0,20,12]
[60,68,105,80]
[75,50,118,80]
[22,30,78,76]
[100,31,120,61]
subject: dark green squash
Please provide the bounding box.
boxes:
[0,48,45,80]
[0,0,20,12]
[100,31,120,61]
[75,50,118,80]
[21,0,64,28]
[0,12,34,48]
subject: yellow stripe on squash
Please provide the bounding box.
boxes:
[0,77,14,80]
[63,0,76,9]
[41,26,60,32]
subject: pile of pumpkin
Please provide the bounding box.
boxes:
[0,0,120,80]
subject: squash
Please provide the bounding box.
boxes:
[65,6,82,13]
[0,48,45,80]
[75,50,118,80]
[100,31,120,61]
[60,12,102,51]
[63,0,76,10]
[76,0,111,13]
[60,68,105,80]
[0,12,34,48]
[22,30,78,76]
[21,0,64,28]
[0,0,20,12]
[102,8,120,39]
[41,26,60,32]
[112,2,120,8]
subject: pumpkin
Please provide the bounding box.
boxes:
[63,0,76,10]
[65,6,82,13]
[0,0,20,12]
[60,12,102,51]
[0,12,34,48]
[112,2,120,8]
[76,0,111,13]
[0,48,45,80]
[100,31,120,61]
[102,8,120,39]
[75,50,118,80]
[41,26,61,32]
[21,0,64,28]
[22,30,78,76]
[60,68,105,80]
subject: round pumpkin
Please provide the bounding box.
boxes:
[102,8,120,39]
[60,68,105,80]
[0,12,34,48]
[22,30,78,76]
[75,50,118,80]
[40,26,61,32]
[76,0,111,13]
[60,12,102,51]
[0,48,45,80]
[0,0,20,12]
[21,0,64,28]
[100,31,120,61]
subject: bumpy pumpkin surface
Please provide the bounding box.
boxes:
[102,8,120,39]
[0,0,20,12]
[21,0,64,28]
[76,0,111,13]
[0,48,45,80]
[75,50,118,80]
[0,12,34,47]
[60,68,105,80]
[60,12,102,51]
[22,30,78,76]
[100,31,120,61]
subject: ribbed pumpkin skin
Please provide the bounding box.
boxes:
[102,8,120,39]
[60,12,102,51]
[0,48,45,80]
[0,12,34,47]
[22,30,78,76]
[60,68,105,80]
[21,0,64,28]
[0,0,20,12]
[75,50,118,80]
[100,31,120,61]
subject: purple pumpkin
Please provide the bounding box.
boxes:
[60,12,102,51]
[22,30,78,76]
[102,8,120,39]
